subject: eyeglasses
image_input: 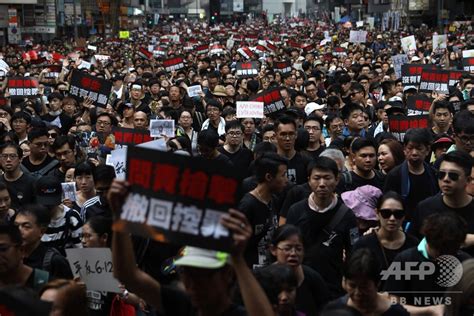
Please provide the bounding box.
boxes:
[96,120,111,126]
[437,171,461,182]
[0,112,9,118]
[227,131,243,137]
[278,132,296,139]
[277,245,304,253]
[0,154,18,160]
[379,209,405,219]
[32,141,48,148]
[48,132,58,138]
[457,134,474,144]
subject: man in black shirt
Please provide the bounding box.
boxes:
[302,115,325,160]
[50,135,79,182]
[14,205,73,279]
[342,138,384,192]
[21,128,58,177]
[197,129,232,166]
[384,128,438,219]
[218,121,253,176]
[275,115,311,185]
[410,151,474,254]
[287,157,358,298]
[41,92,74,135]
[239,152,288,268]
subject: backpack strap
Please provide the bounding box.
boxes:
[341,170,352,191]
[33,268,49,291]
[42,247,60,272]
[400,160,410,201]
[32,159,59,177]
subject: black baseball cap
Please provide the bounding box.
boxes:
[35,176,62,206]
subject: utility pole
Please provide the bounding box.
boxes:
[73,0,78,40]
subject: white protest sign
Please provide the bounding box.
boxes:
[432,34,447,52]
[392,54,409,78]
[87,45,97,51]
[462,50,474,58]
[356,21,364,28]
[349,30,367,43]
[236,101,264,118]
[401,35,417,55]
[106,147,127,180]
[187,85,202,98]
[226,38,234,50]
[149,119,175,138]
[61,182,77,202]
[148,45,154,52]
[77,60,92,70]
[367,17,375,29]
[66,248,121,293]
[0,59,9,71]
[136,139,167,151]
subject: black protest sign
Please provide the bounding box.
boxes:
[419,69,449,95]
[69,70,112,108]
[273,61,292,75]
[463,57,474,72]
[7,77,39,98]
[251,87,286,116]
[163,57,185,73]
[406,94,433,115]
[114,146,240,251]
[401,64,437,86]
[448,70,465,88]
[113,127,153,146]
[45,65,62,79]
[235,61,259,78]
[388,115,429,142]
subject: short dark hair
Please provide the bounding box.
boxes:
[422,212,467,255]
[253,142,277,159]
[453,110,474,135]
[0,223,22,245]
[197,129,219,148]
[432,100,454,114]
[51,135,76,152]
[403,128,433,147]
[93,165,116,185]
[0,141,23,158]
[303,115,324,128]
[351,138,376,153]
[17,204,51,228]
[27,127,49,142]
[11,112,31,125]
[441,150,474,177]
[254,152,288,183]
[86,216,112,247]
[254,264,298,305]
[274,115,297,132]
[376,191,405,210]
[344,248,381,284]
[225,120,244,133]
[308,156,339,178]
[271,224,302,246]
[341,103,363,120]
[74,161,95,178]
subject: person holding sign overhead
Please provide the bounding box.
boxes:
[108,180,274,316]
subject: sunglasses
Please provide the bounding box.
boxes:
[437,171,460,181]
[379,209,405,219]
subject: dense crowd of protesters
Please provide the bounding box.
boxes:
[0,15,473,316]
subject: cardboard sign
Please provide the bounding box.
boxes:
[66,248,121,293]
[44,65,62,79]
[432,34,447,53]
[187,85,202,98]
[113,127,152,146]
[236,101,264,118]
[149,119,175,138]
[163,57,185,72]
[463,57,474,72]
[401,35,417,55]
[406,94,434,115]
[69,70,112,108]
[349,30,367,43]
[61,182,77,202]
[250,87,286,117]
[235,61,259,78]
[401,64,437,86]
[106,147,127,180]
[419,69,449,95]
[7,77,39,97]
[389,115,429,142]
[119,31,130,39]
[273,61,292,75]
[392,54,409,79]
[114,146,241,251]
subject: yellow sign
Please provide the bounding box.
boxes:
[119,31,130,39]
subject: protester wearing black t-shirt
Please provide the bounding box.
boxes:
[239,152,288,268]
[218,121,253,177]
[197,129,232,166]
[22,128,58,177]
[383,128,438,219]
[302,115,325,160]
[343,138,385,192]
[409,151,474,255]
[275,116,311,185]
[287,157,358,298]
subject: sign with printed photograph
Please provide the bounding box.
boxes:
[61,182,77,202]
[187,85,202,98]
[401,35,417,55]
[149,119,175,138]
[69,70,112,108]
[392,54,409,79]
[114,146,241,251]
[349,30,367,43]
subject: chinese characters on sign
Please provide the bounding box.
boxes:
[251,87,286,116]
[115,147,241,251]
[163,57,185,72]
[113,127,153,146]
[273,61,292,75]
[406,94,434,116]
[389,115,429,142]
[418,69,450,95]
[401,64,437,86]
[69,70,112,108]
[235,62,259,78]
[7,77,39,97]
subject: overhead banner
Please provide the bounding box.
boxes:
[7,77,39,97]
[389,115,429,142]
[406,94,434,116]
[235,61,259,78]
[163,57,185,72]
[419,69,449,95]
[113,127,153,146]
[69,70,112,108]
[273,61,292,75]
[114,146,241,251]
[250,87,286,117]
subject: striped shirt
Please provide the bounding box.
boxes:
[41,205,83,253]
